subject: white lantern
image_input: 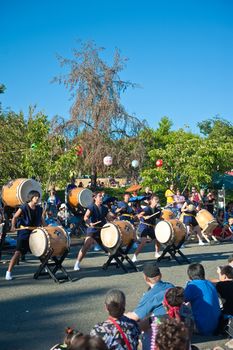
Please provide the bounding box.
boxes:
[131,160,139,168]
[103,156,112,166]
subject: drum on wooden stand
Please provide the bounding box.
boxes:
[68,187,93,208]
[29,226,70,257]
[196,209,218,235]
[100,220,135,250]
[155,219,186,246]
[161,209,176,221]
[1,178,42,208]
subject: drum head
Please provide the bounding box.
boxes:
[19,179,42,203]
[101,223,119,248]
[78,189,93,208]
[155,221,173,244]
[29,228,48,257]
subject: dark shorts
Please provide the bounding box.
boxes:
[139,226,156,240]
[16,237,30,254]
[183,215,198,227]
[86,228,101,240]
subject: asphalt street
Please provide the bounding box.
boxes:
[0,239,232,350]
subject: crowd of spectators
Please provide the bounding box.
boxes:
[49,259,233,350]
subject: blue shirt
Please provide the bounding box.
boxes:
[134,281,174,319]
[184,279,221,335]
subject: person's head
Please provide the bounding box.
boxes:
[150,195,159,207]
[155,318,189,350]
[27,190,40,204]
[228,254,233,267]
[191,186,197,193]
[69,335,108,350]
[50,189,56,196]
[60,203,67,211]
[176,189,181,195]
[63,327,83,348]
[164,287,184,307]
[105,289,126,318]
[145,186,152,194]
[143,262,161,286]
[123,193,131,203]
[93,192,103,205]
[200,189,205,196]
[163,287,184,321]
[170,184,174,191]
[218,265,233,281]
[187,263,205,280]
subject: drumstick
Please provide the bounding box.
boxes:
[14,226,37,231]
[91,221,102,226]
[93,225,111,229]
[142,211,161,220]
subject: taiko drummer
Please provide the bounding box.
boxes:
[74,191,111,271]
[5,190,45,280]
[132,195,162,262]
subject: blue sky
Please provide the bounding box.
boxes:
[1,0,232,132]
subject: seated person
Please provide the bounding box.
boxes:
[163,287,193,332]
[90,289,140,350]
[49,328,83,350]
[184,263,221,335]
[216,265,233,317]
[155,318,191,350]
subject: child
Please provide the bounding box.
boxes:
[5,190,44,280]
[50,328,83,350]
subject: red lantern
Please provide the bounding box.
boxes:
[76,145,83,156]
[156,159,163,167]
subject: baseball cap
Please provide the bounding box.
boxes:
[143,262,161,278]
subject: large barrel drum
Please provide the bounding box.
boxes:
[155,219,186,246]
[161,209,176,221]
[196,209,218,234]
[29,226,70,257]
[101,220,135,250]
[1,178,42,208]
[68,187,93,208]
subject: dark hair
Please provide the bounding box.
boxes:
[187,263,205,280]
[123,192,130,196]
[64,328,83,347]
[69,335,107,350]
[165,287,184,307]
[105,289,125,318]
[219,265,233,279]
[27,190,40,202]
[155,319,189,350]
[228,254,233,264]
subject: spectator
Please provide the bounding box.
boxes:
[173,189,185,211]
[57,203,70,226]
[228,254,233,267]
[47,189,61,216]
[163,287,193,331]
[205,190,215,214]
[69,335,108,350]
[126,263,174,322]
[165,184,175,206]
[90,289,140,350]
[190,187,201,206]
[184,263,221,335]
[78,181,84,188]
[155,318,190,350]
[216,265,233,317]
[49,327,83,350]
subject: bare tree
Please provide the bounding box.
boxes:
[53,41,145,187]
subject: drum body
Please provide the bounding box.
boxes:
[196,209,218,234]
[161,209,176,221]
[68,187,93,208]
[1,178,42,208]
[155,219,186,246]
[100,220,135,250]
[29,226,70,257]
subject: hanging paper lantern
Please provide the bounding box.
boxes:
[103,156,112,166]
[75,145,83,156]
[156,159,163,167]
[131,160,139,168]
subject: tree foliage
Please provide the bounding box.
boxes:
[53,41,146,185]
